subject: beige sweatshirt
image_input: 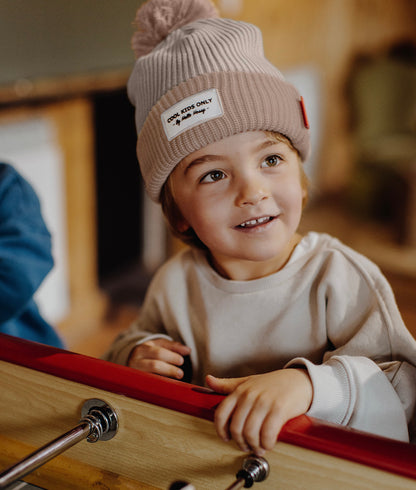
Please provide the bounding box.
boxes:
[105,232,416,442]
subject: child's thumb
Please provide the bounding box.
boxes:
[205,374,247,394]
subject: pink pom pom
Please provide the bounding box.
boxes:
[131,0,219,59]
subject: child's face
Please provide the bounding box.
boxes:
[169,131,306,280]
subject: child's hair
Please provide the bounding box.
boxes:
[160,131,309,249]
[128,0,311,203]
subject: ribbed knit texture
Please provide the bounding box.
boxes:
[128,13,310,201]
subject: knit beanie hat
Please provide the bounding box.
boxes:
[128,0,311,202]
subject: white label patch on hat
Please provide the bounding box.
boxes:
[161,88,224,141]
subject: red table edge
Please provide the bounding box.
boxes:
[1,333,416,480]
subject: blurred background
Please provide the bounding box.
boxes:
[0,0,415,355]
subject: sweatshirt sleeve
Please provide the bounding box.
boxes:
[103,269,174,365]
[288,356,410,441]
[287,248,416,443]
[104,248,198,365]
[0,164,53,323]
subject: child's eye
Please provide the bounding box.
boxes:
[200,170,225,183]
[261,155,282,168]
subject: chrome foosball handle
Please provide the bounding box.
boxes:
[0,398,118,489]
[225,455,270,489]
[170,454,270,490]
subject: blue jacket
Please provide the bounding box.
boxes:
[0,163,64,347]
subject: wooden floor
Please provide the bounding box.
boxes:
[70,198,416,358]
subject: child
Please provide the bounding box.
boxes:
[0,162,64,348]
[106,0,416,455]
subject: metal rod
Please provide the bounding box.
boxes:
[0,422,91,488]
[0,398,118,489]
[224,478,246,490]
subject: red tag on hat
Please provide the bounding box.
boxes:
[299,96,310,129]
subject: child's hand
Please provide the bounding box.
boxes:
[128,338,191,380]
[206,369,313,456]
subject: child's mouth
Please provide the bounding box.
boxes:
[237,216,276,228]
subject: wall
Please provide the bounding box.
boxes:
[0,0,142,84]
[218,0,416,193]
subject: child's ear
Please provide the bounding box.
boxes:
[177,218,190,233]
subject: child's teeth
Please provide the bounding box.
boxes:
[241,217,269,227]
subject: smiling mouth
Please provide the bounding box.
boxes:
[237,216,276,228]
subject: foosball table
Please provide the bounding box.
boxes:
[1,333,416,489]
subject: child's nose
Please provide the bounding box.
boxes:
[235,175,269,207]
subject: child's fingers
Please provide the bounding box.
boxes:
[238,404,269,454]
[220,399,283,455]
[227,393,276,454]
[133,357,185,379]
[215,391,268,454]
[155,338,191,356]
[128,339,191,379]
[206,374,247,394]
[228,404,259,453]
[243,403,286,455]
[214,393,238,442]
[259,411,285,452]
[132,340,185,366]
[211,370,313,455]
[210,375,255,447]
